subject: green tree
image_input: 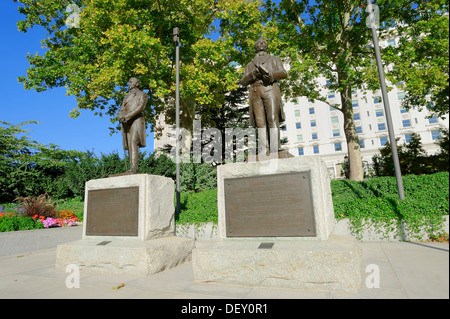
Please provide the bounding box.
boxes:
[372,132,447,176]
[0,121,83,201]
[15,0,264,136]
[383,0,449,118]
[265,0,448,181]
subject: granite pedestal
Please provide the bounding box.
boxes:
[192,157,362,292]
[56,174,194,276]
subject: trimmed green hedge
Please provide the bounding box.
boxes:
[331,172,449,238]
[0,215,43,232]
[174,172,449,237]
[176,189,218,225]
[2,172,447,238]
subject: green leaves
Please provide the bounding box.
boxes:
[176,189,218,224]
[15,0,264,135]
[332,172,449,239]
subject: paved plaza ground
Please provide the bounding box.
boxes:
[0,238,448,301]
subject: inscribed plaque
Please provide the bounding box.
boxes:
[86,186,139,236]
[224,172,316,237]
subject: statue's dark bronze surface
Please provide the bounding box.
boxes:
[118,77,148,173]
[241,38,287,156]
[86,187,139,236]
[224,172,316,237]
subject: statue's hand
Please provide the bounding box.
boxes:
[118,115,127,123]
[251,68,261,80]
[262,72,274,85]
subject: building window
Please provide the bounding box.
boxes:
[298,147,304,156]
[294,109,300,117]
[400,105,408,113]
[360,139,365,149]
[402,119,411,127]
[428,116,438,124]
[387,39,396,46]
[352,100,359,107]
[309,107,315,114]
[380,136,388,146]
[374,96,382,104]
[331,116,339,124]
[297,134,303,142]
[397,92,406,100]
[378,123,386,131]
[376,109,384,117]
[356,126,363,134]
[326,80,332,86]
[354,113,360,120]
[351,87,357,95]
[281,125,287,131]
[405,134,412,143]
[296,122,301,129]
[332,129,340,137]
[328,92,335,99]
[310,120,316,127]
[431,130,441,140]
[334,143,342,152]
[313,145,319,154]
[312,132,318,140]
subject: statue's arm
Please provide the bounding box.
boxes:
[271,57,287,82]
[127,92,148,120]
[118,100,126,123]
[240,64,259,86]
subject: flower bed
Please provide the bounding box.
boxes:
[0,209,80,232]
[32,210,80,228]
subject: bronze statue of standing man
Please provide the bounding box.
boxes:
[118,77,148,173]
[241,37,287,157]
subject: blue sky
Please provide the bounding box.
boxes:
[0,2,154,156]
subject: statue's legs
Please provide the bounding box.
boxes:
[262,95,280,154]
[252,95,269,157]
[128,129,140,173]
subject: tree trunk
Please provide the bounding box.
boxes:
[340,82,364,181]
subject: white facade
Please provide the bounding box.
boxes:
[280,81,448,179]
[280,34,448,179]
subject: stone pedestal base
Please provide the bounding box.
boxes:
[56,236,194,276]
[56,174,194,276]
[192,235,362,293]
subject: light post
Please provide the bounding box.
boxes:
[366,0,405,200]
[173,27,181,215]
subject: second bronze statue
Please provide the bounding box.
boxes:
[241,37,287,157]
[118,77,148,174]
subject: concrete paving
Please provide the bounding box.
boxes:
[0,240,448,300]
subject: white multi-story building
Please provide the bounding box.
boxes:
[279,35,448,178]
[280,82,447,179]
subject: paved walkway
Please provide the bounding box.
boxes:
[0,240,448,300]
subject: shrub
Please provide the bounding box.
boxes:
[0,213,43,232]
[332,172,449,239]
[176,189,218,224]
[14,193,57,219]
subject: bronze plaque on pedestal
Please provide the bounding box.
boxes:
[86,187,139,236]
[224,172,316,237]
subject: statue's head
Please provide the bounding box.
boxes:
[128,77,140,89]
[254,37,268,52]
